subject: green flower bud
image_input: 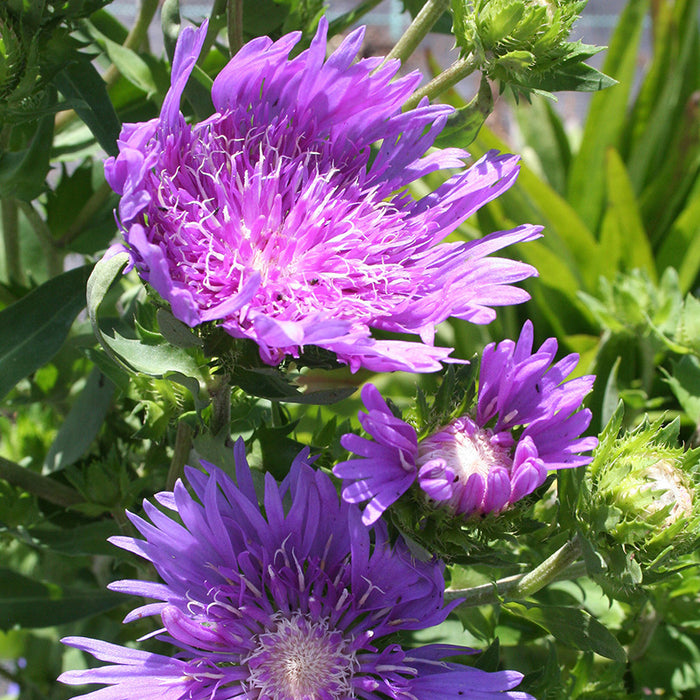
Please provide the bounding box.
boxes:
[450,0,613,99]
[582,405,700,587]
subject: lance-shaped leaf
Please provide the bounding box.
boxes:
[0,264,93,399]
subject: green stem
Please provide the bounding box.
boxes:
[227,0,244,56]
[210,376,232,438]
[627,605,660,662]
[402,53,480,110]
[328,0,387,35]
[446,536,585,606]
[0,456,84,508]
[58,181,113,248]
[1,197,23,285]
[384,0,450,66]
[103,0,160,87]
[167,420,194,490]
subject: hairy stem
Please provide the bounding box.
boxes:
[384,0,450,66]
[1,197,23,285]
[167,420,194,490]
[210,376,232,439]
[0,456,84,508]
[402,53,480,110]
[227,0,244,56]
[446,536,585,606]
[627,605,660,662]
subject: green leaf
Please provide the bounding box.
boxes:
[53,52,121,156]
[665,355,700,424]
[473,125,601,291]
[0,108,54,201]
[43,367,115,474]
[598,148,656,281]
[19,521,120,556]
[506,602,627,662]
[433,75,493,150]
[102,331,204,378]
[657,175,700,294]
[0,568,126,629]
[522,61,616,94]
[231,365,356,405]
[84,20,158,95]
[566,0,649,231]
[86,250,130,363]
[0,264,93,400]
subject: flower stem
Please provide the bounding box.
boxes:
[402,53,480,110]
[0,456,84,508]
[384,0,451,66]
[210,376,232,439]
[627,605,660,662]
[227,0,244,56]
[103,0,160,87]
[446,535,585,606]
[167,419,194,489]
[1,197,24,285]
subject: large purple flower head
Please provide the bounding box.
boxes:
[334,321,598,525]
[59,441,533,699]
[104,18,542,373]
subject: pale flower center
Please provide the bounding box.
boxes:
[243,613,358,700]
[640,459,694,525]
[417,419,512,483]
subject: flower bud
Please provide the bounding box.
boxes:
[584,407,700,581]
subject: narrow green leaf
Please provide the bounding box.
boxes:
[43,367,115,474]
[86,251,130,364]
[625,0,700,191]
[522,61,616,94]
[0,265,93,400]
[0,108,54,201]
[598,148,656,281]
[657,175,700,293]
[434,76,493,150]
[53,53,121,156]
[0,568,125,629]
[473,125,601,290]
[566,0,649,231]
[664,356,700,424]
[84,20,158,95]
[231,366,355,404]
[20,521,120,556]
[506,602,627,662]
[103,331,203,378]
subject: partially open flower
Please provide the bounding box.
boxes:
[334,321,597,525]
[104,18,541,373]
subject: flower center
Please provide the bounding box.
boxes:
[243,613,358,700]
[417,417,512,483]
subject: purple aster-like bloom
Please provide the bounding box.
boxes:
[104,18,542,373]
[334,321,598,525]
[59,441,533,699]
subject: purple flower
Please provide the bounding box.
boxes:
[59,441,532,699]
[334,321,598,525]
[104,18,541,373]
